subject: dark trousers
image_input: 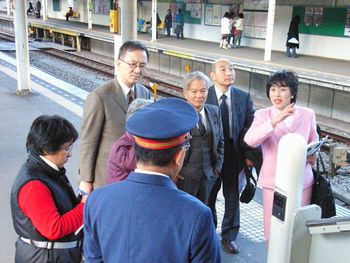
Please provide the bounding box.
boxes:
[166,26,171,36]
[176,25,184,39]
[208,140,240,241]
[177,175,215,205]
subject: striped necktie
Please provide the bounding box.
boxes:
[197,112,206,136]
[127,90,135,105]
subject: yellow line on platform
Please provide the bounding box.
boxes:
[163,50,193,60]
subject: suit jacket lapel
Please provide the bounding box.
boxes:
[230,87,239,141]
[289,107,303,132]
[207,86,219,106]
[113,79,128,113]
[205,105,218,156]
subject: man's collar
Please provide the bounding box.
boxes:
[116,76,135,97]
[134,168,169,178]
[214,85,231,99]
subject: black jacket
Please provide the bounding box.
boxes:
[11,154,82,263]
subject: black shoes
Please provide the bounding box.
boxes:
[221,239,239,254]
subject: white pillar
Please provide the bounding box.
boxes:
[267,133,307,263]
[42,0,48,20]
[6,0,10,15]
[87,0,92,29]
[151,0,157,41]
[120,0,137,42]
[14,0,31,93]
[264,0,276,61]
[114,0,137,75]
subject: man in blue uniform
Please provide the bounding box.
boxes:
[83,98,221,263]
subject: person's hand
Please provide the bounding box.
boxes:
[80,194,88,204]
[79,181,93,194]
[245,158,254,168]
[271,103,295,128]
[307,155,316,166]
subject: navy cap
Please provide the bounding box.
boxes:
[126,98,197,150]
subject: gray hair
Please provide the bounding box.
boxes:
[183,71,211,91]
[126,98,153,120]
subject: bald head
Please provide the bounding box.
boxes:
[210,59,236,92]
[211,58,232,72]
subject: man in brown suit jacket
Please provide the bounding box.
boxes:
[78,41,150,193]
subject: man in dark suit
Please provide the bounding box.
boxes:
[83,98,221,262]
[78,41,150,194]
[177,71,224,205]
[206,59,255,254]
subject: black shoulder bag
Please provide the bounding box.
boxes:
[310,154,336,218]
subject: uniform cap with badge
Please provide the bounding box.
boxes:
[126,98,198,150]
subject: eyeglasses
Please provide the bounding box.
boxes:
[119,59,147,71]
[60,144,73,153]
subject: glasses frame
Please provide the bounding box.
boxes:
[60,144,73,153]
[119,59,147,71]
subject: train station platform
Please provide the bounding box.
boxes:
[1,43,350,262]
[0,50,267,262]
[1,13,350,124]
[1,13,349,86]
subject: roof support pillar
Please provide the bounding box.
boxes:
[264,0,276,62]
[114,0,137,75]
[151,0,157,41]
[14,0,31,93]
[87,0,92,29]
[43,0,48,21]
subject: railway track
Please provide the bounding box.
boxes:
[41,48,183,99]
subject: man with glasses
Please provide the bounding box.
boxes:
[206,59,255,254]
[177,71,224,206]
[83,98,221,262]
[78,40,150,194]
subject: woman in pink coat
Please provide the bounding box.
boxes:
[244,70,318,241]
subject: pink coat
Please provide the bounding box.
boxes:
[106,132,136,184]
[244,106,318,189]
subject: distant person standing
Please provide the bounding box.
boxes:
[164,9,172,37]
[233,13,244,48]
[78,41,150,194]
[175,8,184,39]
[34,0,41,18]
[220,12,231,49]
[286,15,301,58]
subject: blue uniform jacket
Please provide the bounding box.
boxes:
[84,172,221,263]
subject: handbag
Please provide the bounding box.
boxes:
[310,156,336,218]
[240,166,257,204]
[288,37,299,44]
[174,25,180,35]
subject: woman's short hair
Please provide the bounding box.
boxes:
[126,98,153,120]
[183,71,211,92]
[266,70,299,102]
[26,115,78,155]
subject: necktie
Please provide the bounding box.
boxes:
[127,90,135,105]
[197,112,206,136]
[220,94,230,139]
